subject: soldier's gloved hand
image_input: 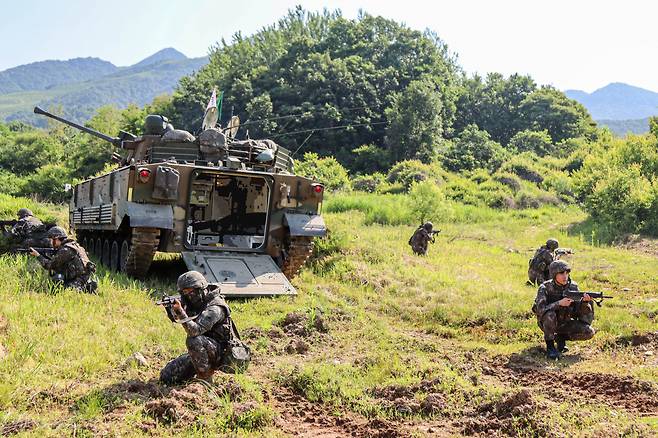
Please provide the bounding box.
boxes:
[171,299,186,319]
[558,297,573,307]
[582,293,592,302]
[28,247,39,257]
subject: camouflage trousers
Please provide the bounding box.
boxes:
[528,267,549,285]
[538,304,595,342]
[411,243,428,255]
[160,335,222,385]
[53,273,97,294]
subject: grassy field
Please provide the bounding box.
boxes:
[0,193,656,437]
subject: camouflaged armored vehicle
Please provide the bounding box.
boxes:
[34,106,326,297]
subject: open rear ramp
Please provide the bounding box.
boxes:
[181,251,296,297]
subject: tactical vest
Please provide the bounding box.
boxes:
[62,240,94,278]
[182,286,232,343]
[529,247,551,271]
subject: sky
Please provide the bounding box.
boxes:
[1,0,657,93]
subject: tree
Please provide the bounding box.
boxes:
[385,77,445,162]
[519,87,596,143]
[442,124,506,172]
[509,130,553,156]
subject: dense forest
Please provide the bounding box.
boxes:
[0,8,657,238]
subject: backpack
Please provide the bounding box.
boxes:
[219,318,251,374]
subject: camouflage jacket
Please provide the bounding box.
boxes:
[37,239,92,280]
[179,286,231,342]
[533,279,584,318]
[11,216,45,240]
[529,246,554,272]
[409,228,433,246]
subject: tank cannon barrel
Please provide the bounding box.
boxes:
[34,106,123,147]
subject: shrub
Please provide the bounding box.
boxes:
[349,145,392,174]
[295,152,351,191]
[408,181,454,223]
[352,173,385,193]
[492,172,522,192]
[499,153,544,183]
[386,160,442,190]
[20,164,77,203]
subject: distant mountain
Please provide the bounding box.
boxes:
[131,48,187,68]
[565,83,658,120]
[597,118,651,137]
[0,48,208,126]
[0,58,117,94]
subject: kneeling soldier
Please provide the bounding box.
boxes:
[160,271,233,384]
[29,226,97,293]
[533,260,595,359]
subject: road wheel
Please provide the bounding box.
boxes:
[102,239,111,266]
[95,237,103,260]
[110,239,120,271]
[87,236,95,256]
[119,240,130,273]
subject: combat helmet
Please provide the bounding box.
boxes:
[17,208,33,218]
[47,226,67,240]
[549,260,571,279]
[177,270,208,291]
[546,238,559,251]
[423,222,433,232]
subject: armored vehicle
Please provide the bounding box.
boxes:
[34,106,326,297]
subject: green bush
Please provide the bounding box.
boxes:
[295,152,351,191]
[349,145,392,174]
[492,172,522,192]
[499,152,544,183]
[385,160,442,190]
[408,181,454,223]
[21,164,77,203]
[352,173,385,193]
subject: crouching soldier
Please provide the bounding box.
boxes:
[409,222,437,256]
[533,260,595,359]
[160,271,249,384]
[528,238,559,285]
[29,226,97,293]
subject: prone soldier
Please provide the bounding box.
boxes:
[533,260,595,359]
[29,226,97,293]
[4,208,50,249]
[159,271,249,384]
[408,222,439,256]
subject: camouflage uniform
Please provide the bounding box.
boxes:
[533,279,595,342]
[37,238,96,292]
[409,223,435,255]
[10,210,49,248]
[160,279,232,385]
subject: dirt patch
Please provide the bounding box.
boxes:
[0,314,8,333]
[614,234,658,257]
[109,379,165,401]
[617,331,658,349]
[1,419,37,436]
[272,388,408,437]
[370,378,446,417]
[484,355,658,414]
[462,390,548,436]
[144,382,207,424]
[285,338,310,355]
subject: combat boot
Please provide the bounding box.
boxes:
[196,370,214,384]
[545,340,560,360]
[556,335,569,353]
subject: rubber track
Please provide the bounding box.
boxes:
[282,236,314,278]
[124,227,160,278]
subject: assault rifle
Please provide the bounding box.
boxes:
[14,247,56,258]
[563,291,613,308]
[155,293,197,323]
[555,248,574,259]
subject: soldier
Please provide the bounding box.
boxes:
[29,226,97,293]
[8,208,50,248]
[528,238,559,284]
[160,271,234,384]
[533,260,595,359]
[408,222,437,255]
